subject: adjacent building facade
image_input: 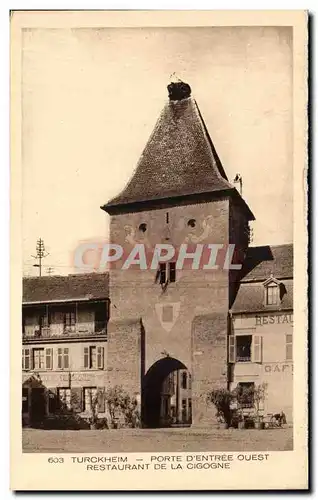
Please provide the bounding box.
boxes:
[22,274,109,427]
[22,80,293,428]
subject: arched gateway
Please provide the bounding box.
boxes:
[142,357,192,428]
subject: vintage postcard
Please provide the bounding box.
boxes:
[10,10,308,490]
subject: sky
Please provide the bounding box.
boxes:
[22,26,293,276]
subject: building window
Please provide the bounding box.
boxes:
[64,310,76,333]
[22,348,31,370]
[84,346,104,369]
[33,348,45,370]
[158,262,176,285]
[169,262,176,283]
[181,371,187,389]
[57,348,69,370]
[58,388,71,410]
[40,312,49,331]
[286,334,293,361]
[83,387,97,412]
[229,335,262,363]
[265,284,279,306]
[236,335,252,362]
[45,348,53,370]
[159,263,166,284]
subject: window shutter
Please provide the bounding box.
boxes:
[97,347,104,369]
[71,387,83,413]
[229,335,235,363]
[45,348,53,370]
[84,347,89,369]
[57,348,62,369]
[286,334,293,361]
[252,335,262,363]
[169,262,176,282]
[97,387,105,412]
[159,263,166,284]
[22,348,31,370]
[63,348,69,369]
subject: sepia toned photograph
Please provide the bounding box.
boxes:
[11,10,308,491]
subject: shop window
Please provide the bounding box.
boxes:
[57,348,69,370]
[58,388,71,410]
[84,346,104,369]
[237,382,255,408]
[229,335,262,363]
[22,388,29,413]
[285,334,293,361]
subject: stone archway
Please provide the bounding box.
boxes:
[141,357,192,428]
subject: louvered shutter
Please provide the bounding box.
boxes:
[45,348,53,370]
[57,348,63,369]
[84,347,89,369]
[97,347,104,369]
[229,335,236,363]
[252,336,262,363]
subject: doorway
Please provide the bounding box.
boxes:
[142,357,192,428]
[30,387,46,426]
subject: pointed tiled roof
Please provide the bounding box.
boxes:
[101,82,254,218]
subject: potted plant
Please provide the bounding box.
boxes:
[87,388,103,430]
[206,388,234,428]
[253,383,268,429]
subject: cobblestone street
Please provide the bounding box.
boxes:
[23,427,293,454]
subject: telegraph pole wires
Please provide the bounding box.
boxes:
[31,238,49,277]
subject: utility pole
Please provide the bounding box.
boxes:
[46,267,54,276]
[32,238,49,277]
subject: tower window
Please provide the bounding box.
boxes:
[166,212,169,224]
[158,262,176,285]
[139,223,147,233]
[169,262,176,282]
[187,219,196,228]
[159,263,166,284]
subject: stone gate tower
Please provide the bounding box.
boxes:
[101,81,254,427]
